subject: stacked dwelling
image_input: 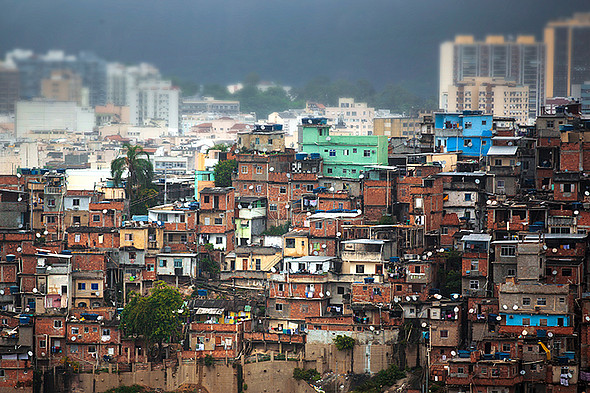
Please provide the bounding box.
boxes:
[5,107,590,392]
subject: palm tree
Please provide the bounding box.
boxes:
[111,143,155,215]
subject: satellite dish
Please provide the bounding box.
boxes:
[469,308,475,314]
[285,204,290,209]
[308,119,313,124]
[269,167,274,172]
[319,292,324,297]
[412,295,418,301]
[357,209,362,214]
[435,294,442,300]
[427,251,433,257]
[329,187,335,192]
[468,142,473,147]
[552,270,558,275]
[586,191,590,196]
[237,204,242,209]
[421,322,427,328]
[306,212,311,216]
[36,233,41,238]
[41,352,46,357]
[369,325,375,331]
[451,351,457,356]
[452,294,459,299]
[33,288,38,293]
[326,291,331,296]
[321,244,327,249]
[17,197,22,202]
[43,230,48,236]
[574,210,580,215]
[286,173,291,178]
[405,296,411,301]
[71,336,76,341]
[249,185,254,190]
[503,304,508,310]
[516,162,521,166]
[508,141,513,146]
[552,249,558,254]
[326,137,331,141]
[47,266,52,271]
[513,305,518,310]
[394,297,399,303]
[453,307,459,313]
[16,173,21,178]
[548,332,554,337]
[270,267,276,273]
[475,179,480,184]
[102,209,108,214]
[522,330,528,336]
[496,315,502,321]
[17,247,21,252]
[27,351,33,357]
[520,370,526,375]
[336,232,341,237]
[543,245,548,250]
[586,316,590,322]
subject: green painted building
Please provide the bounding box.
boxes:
[299,117,388,179]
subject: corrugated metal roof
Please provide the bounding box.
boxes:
[461,234,492,242]
[486,146,518,156]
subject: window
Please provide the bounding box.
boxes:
[216,236,223,244]
[88,346,96,353]
[39,340,46,348]
[275,303,283,311]
[502,343,511,352]
[314,221,322,229]
[256,166,263,174]
[46,215,56,224]
[241,166,248,174]
[343,149,349,156]
[78,283,86,290]
[286,238,295,248]
[98,234,103,244]
[278,283,284,292]
[329,149,336,157]
[470,260,479,271]
[469,280,479,290]
[125,233,133,241]
[102,329,110,336]
[337,286,345,294]
[74,234,81,243]
[464,139,472,147]
[507,268,516,276]
[562,268,572,276]
[441,227,449,235]
[214,218,223,225]
[71,327,79,334]
[464,122,472,129]
[147,264,154,272]
[363,150,371,157]
[54,320,62,328]
[356,265,365,274]
[72,198,80,206]
[537,297,546,306]
[306,185,314,192]
[91,283,98,291]
[255,185,262,192]
[440,330,449,338]
[563,183,572,192]
[501,246,516,256]
[255,259,261,270]
[70,345,79,353]
[539,319,548,326]
[327,168,333,174]
[465,193,472,201]
[159,260,167,267]
[269,204,277,211]
[204,195,210,203]
[353,148,357,153]
[47,198,56,207]
[559,297,566,303]
[73,216,81,225]
[174,259,182,268]
[280,186,286,194]
[491,369,500,377]
[92,215,100,222]
[482,120,487,125]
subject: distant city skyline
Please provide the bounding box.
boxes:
[1,0,588,97]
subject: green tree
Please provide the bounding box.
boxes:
[208,143,229,153]
[120,281,184,361]
[213,159,237,187]
[111,143,156,215]
[334,335,356,373]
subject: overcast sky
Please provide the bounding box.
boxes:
[1,0,588,96]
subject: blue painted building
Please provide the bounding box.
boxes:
[501,313,570,327]
[434,111,493,157]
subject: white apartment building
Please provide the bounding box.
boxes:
[128,80,179,134]
[15,100,95,139]
[323,98,375,135]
